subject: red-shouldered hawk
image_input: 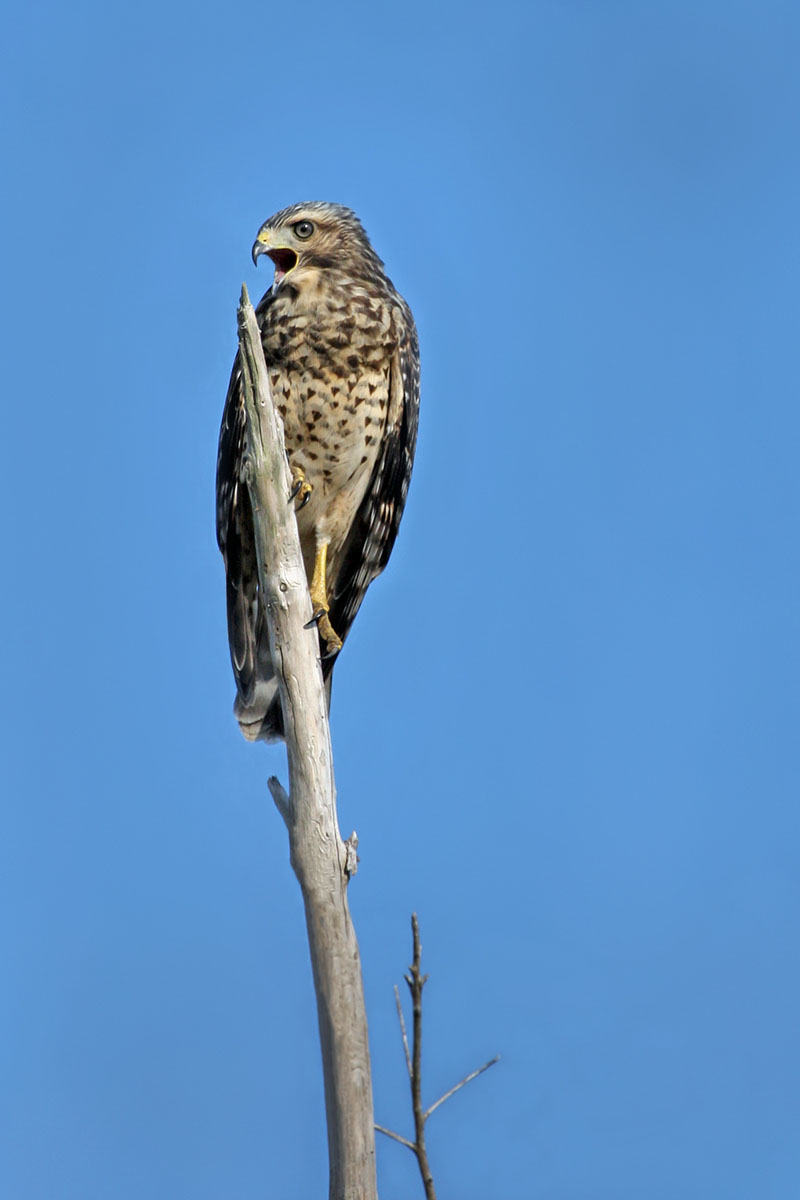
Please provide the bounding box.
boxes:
[216,203,420,742]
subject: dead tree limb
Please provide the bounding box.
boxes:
[237,284,377,1200]
[407,914,437,1200]
[376,914,500,1200]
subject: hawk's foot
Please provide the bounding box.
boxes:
[288,465,312,510]
[317,611,343,656]
[304,606,342,655]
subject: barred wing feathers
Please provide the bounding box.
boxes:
[329,306,420,649]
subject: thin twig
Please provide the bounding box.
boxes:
[406,913,436,1200]
[394,984,413,1081]
[424,1056,501,1121]
[374,1125,417,1152]
[377,915,500,1199]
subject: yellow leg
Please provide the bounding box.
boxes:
[308,541,342,654]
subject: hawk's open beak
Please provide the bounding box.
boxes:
[252,232,299,284]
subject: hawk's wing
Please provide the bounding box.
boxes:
[328,302,420,657]
[215,292,275,709]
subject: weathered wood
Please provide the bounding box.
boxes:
[236,284,377,1200]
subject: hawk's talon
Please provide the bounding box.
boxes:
[288,465,313,509]
[306,606,342,655]
[319,620,343,655]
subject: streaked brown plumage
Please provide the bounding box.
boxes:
[216,202,420,741]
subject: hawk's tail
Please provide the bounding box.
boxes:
[234,676,284,742]
[234,671,333,743]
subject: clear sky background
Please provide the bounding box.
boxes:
[2,1,799,1197]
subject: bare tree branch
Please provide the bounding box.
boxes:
[395,983,413,1081]
[424,1056,501,1121]
[373,1124,417,1152]
[237,284,377,1200]
[406,913,437,1200]
[267,775,290,824]
[376,914,500,1199]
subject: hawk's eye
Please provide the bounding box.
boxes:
[294,220,314,239]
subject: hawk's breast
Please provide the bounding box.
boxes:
[261,274,396,555]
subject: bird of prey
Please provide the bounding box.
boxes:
[216,202,420,742]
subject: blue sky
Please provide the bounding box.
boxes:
[2,1,799,1196]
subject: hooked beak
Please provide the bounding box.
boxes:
[252,236,269,267]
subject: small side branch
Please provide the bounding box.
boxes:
[394,984,412,1081]
[424,1055,501,1121]
[376,914,500,1200]
[267,775,291,826]
[373,1124,417,1152]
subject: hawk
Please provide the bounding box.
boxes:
[216,202,420,742]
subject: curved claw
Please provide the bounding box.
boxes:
[304,610,325,630]
[288,464,312,509]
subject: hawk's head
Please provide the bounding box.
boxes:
[251,201,385,287]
